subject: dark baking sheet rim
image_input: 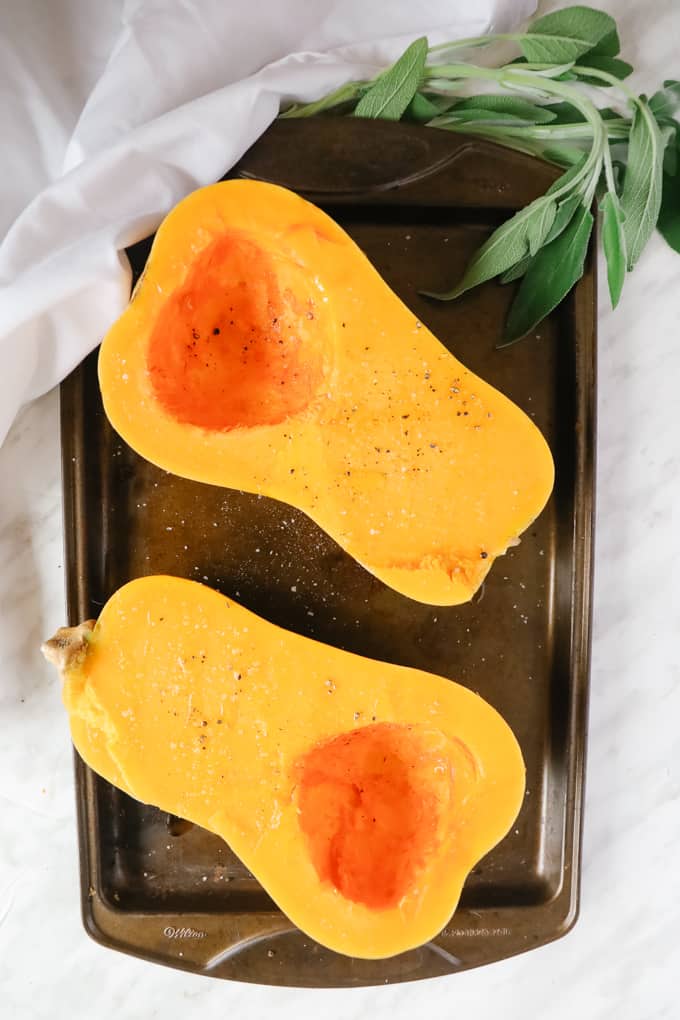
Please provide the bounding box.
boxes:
[58,119,596,987]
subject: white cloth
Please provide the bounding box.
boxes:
[0,0,535,448]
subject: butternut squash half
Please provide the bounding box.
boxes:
[99,180,554,605]
[43,575,525,960]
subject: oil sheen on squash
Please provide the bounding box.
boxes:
[99,180,555,605]
[45,575,525,960]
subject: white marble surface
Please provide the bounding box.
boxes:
[2,1,680,1017]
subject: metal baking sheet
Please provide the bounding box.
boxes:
[59,118,595,986]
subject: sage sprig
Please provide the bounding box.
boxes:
[281,6,680,345]
[354,36,428,120]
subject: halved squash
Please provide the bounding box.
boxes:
[98,180,554,606]
[43,575,525,959]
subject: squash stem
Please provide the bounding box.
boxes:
[41,621,96,676]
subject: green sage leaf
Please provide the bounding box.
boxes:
[448,95,557,123]
[649,80,680,119]
[519,6,617,65]
[500,255,534,284]
[661,123,679,176]
[587,26,621,57]
[432,108,545,127]
[600,191,627,307]
[427,156,589,301]
[664,146,677,176]
[422,195,557,300]
[499,192,583,284]
[545,192,584,240]
[571,56,634,84]
[657,159,680,254]
[544,101,588,124]
[620,99,665,269]
[502,204,594,344]
[527,199,558,255]
[354,37,428,120]
[405,92,455,122]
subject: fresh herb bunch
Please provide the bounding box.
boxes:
[281,6,679,345]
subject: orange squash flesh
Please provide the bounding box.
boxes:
[46,575,525,959]
[99,180,554,606]
[295,723,450,911]
[146,232,326,430]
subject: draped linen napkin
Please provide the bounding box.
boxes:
[0,0,535,447]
